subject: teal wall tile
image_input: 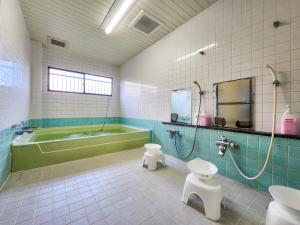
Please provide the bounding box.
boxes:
[288,146,300,159]
[248,135,259,149]
[259,184,269,192]
[247,180,258,189]
[2,116,300,193]
[258,172,272,187]
[273,165,287,177]
[259,135,271,143]
[272,175,287,186]
[287,180,300,190]
[288,139,300,147]
[120,117,300,192]
[273,155,288,167]
[287,168,300,181]
[247,159,258,172]
[0,122,28,187]
[28,117,121,128]
[247,150,259,160]
[259,141,271,154]
[274,138,288,146]
[288,158,300,170]
[272,144,288,157]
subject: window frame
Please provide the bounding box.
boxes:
[47,66,113,96]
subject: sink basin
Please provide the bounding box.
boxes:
[187,158,218,180]
[269,185,300,212]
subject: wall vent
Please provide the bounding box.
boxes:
[129,10,161,35]
[47,36,69,48]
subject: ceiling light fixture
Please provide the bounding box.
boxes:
[101,0,136,34]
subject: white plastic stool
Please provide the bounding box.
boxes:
[266,186,300,225]
[182,173,223,221]
[266,201,300,225]
[142,150,165,171]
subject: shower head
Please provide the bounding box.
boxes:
[193,80,201,89]
[193,81,204,95]
[265,65,280,86]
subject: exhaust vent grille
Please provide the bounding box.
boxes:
[47,36,69,48]
[129,11,161,35]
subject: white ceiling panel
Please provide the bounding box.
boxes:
[20,0,215,65]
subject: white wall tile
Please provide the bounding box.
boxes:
[0,0,31,130]
[30,47,120,119]
[120,0,300,132]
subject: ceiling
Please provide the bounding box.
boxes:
[20,0,216,66]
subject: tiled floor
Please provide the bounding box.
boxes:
[0,148,271,225]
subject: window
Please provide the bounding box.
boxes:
[48,67,112,96]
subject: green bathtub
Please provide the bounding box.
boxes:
[12,124,150,172]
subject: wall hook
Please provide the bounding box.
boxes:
[199,51,205,55]
[273,20,280,28]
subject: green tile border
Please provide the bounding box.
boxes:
[1,116,299,192]
[121,117,300,192]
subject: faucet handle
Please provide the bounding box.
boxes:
[220,135,227,142]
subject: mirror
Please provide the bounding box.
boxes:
[214,78,254,128]
[171,88,192,124]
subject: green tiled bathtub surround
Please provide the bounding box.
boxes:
[0,117,119,186]
[12,124,150,171]
[120,117,300,192]
[28,117,121,128]
[0,122,28,187]
[0,128,13,187]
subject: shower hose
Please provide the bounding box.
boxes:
[99,96,110,132]
[228,81,278,180]
[174,94,202,159]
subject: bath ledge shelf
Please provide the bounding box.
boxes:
[162,122,300,140]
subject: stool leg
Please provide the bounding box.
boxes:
[202,197,221,221]
[266,205,271,225]
[182,179,190,204]
[147,158,157,171]
[221,198,226,209]
[141,155,146,167]
[161,156,165,166]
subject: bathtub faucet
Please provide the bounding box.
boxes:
[11,120,26,129]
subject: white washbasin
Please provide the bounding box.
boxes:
[269,185,300,212]
[144,143,162,155]
[187,158,218,180]
[146,149,163,155]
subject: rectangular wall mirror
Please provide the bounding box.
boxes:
[171,88,192,124]
[214,78,254,129]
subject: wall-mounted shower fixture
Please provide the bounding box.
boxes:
[265,65,280,86]
[216,135,239,157]
[193,81,204,95]
[226,65,280,180]
[166,129,181,139]
[170,80,204,159]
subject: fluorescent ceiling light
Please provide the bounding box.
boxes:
[176,43,217,62]
[101,0,136,34]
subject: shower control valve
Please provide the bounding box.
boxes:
[216,135,239,157]
[165,129,181,139]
